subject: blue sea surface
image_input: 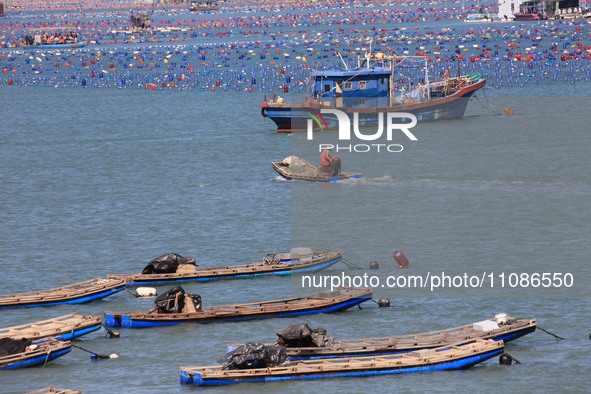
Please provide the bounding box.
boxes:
[1,3,591,393]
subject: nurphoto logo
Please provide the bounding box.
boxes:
[307,109,418,153]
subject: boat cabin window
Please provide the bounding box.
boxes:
[358,99,366,106]
[358,81,367,89]
[381,78,386,84]
[344,81,352,90]
[324,84,331,93]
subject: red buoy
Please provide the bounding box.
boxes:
[393,251,409,267]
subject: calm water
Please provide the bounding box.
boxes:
[1,10,591,394]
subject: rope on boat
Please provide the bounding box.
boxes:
[70,344,112,360]
[473,88,501,116]
[101,324,120,338]
[340,258,363,270]
[536,325,565,340]
[125,287,140,297]
[484,84,551,115]
[42,348,51,367]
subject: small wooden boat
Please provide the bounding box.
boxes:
[0,340,71,370]
[0,313,102,342]
[0,278,126,310]
[230,314,536,360]
[108,249,342,286]
[104,287,372,329]
[180,339,504,386]
[272,157,361,182]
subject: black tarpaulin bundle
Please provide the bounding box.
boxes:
[218,343,290,370]
[154,286,186,313]
[276,323,335,347]
[141,253,196,275]
[0,338,32,357]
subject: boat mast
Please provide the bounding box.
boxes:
[424,56,429,86]
[389,54,394,100]
[337,51,349,70]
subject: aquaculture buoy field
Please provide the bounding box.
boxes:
[1,0,590,392]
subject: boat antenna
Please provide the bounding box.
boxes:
[424,57,429,86]
[337,51,349,70]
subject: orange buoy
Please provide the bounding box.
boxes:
[393,251,409,268]
[504,107,515,116]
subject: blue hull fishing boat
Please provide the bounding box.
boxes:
[261,52,485,132]
[104,287,372,329]
[0,341,72,370]
[0,278,126,309]
[180,339,504,386]
[0,314,103,343]
[229,314,536,360]
[108,250,342,286]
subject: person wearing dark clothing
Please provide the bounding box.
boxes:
[319,148,341,176]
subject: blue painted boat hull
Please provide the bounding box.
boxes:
[180,347,504,386]
[105,296,372,328]
[0,346,71,370]
[289,325,537,360]
[0,285,126,310]
[124,255,342,286]
[104,290,372,328]
[49,324,102,342]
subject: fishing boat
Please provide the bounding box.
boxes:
[272,156,361,182]
[22,28,86,49]
[23,42,87,49]
[0,278,126,310]
[260,52,486,132]
[180,339,504,386]
[0,340,71,370]
[229,314,536,360]
[104,287,373,329]
[464,12,493,22]
[189,0,219,11]
[107,249,342,286]
[513,0,548,20]
[0,313,102,343]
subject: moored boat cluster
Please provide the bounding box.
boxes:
[1,246,537,386]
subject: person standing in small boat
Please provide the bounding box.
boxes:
[320,147,341,177]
